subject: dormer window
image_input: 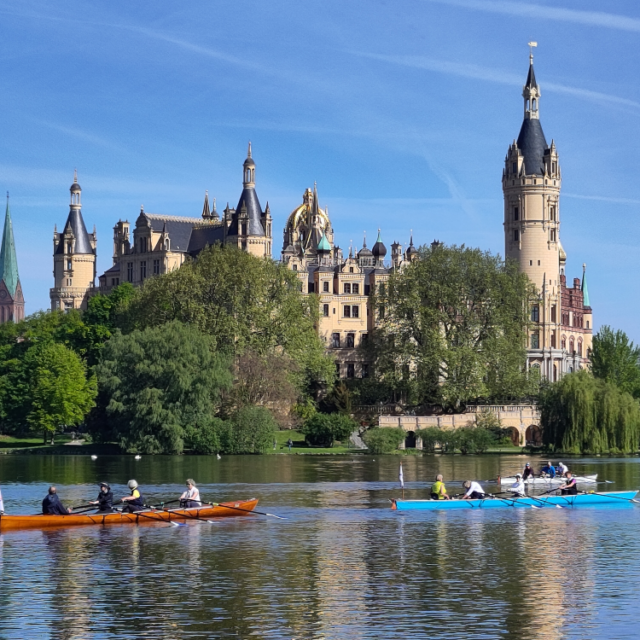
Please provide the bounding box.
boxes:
[349,267,354,273]
[512,162,517,173]
[513,207,519,221]
[344,283,351,294]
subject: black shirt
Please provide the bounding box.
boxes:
[42,494,68,515]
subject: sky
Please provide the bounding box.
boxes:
[1,1,640,339]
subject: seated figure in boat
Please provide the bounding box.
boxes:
[541,462,556,478]
[462,481,486,500]
[42,487,72,515]
[121,480,145,513]
[557,462,568,477]
[558,471,578,496]
[510,474,525,497]
[430,475,450,500]
[180,479,201,508]
[89,482,114,512]
[522,463,534,481]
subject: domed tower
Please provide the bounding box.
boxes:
[372,229,387,268]
[502,48,563,379]
[51,170,97,311]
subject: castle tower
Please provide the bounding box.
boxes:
[224,143,272,257]
[503,48,589,379]
[0,195,25,323]
[51,171,97,311]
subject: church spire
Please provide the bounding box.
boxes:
[0,194,21,297]
[523,42,540,120]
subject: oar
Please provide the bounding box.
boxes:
[202,501,287,520]
[132,508,185,527]
[525,493,563,509]
[579,491,640,505]
[487,494,540,509]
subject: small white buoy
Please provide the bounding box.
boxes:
[91,455,97,461]
[216,453,221,460]
[134,455,141,460]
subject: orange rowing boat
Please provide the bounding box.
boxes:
[0,499,259,531]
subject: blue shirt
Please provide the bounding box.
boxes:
[542,465,556,478]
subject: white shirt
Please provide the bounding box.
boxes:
[558,463,568,475]
[511,480,525,496]
[464,481,485,497]
[182,487,200,502]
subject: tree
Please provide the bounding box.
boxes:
[301,413,357,447]
[92,321,232,454]
[539,370,640,453]
[24,343,97,443]
[362,427,405,454]
[222,406,277,454]
[369,244,538,411]
[591,326,640,399]
[118,245,335,394]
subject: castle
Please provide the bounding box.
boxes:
[41,52,591,379]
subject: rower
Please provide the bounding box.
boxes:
[510,474,526,497]
[462,480,486,500]
[541,461,556,479]
[558,471,578,495]
[121,480,145,513]
[89,482,114,512]
[522,463,534,481]
[557,462,568,477]
[430,474,450,500]
[180,479,201,508]
[42,487,72,515]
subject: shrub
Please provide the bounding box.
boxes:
[186,417,226,454]
[416,427,443,453]
[223,406,277,454]
[362,428,405,454]
[301,413,357,447]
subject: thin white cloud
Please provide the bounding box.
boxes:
[424,0,640,33]
[564,193,640,206]
[351,51,640,111]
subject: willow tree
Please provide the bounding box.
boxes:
[368,243,539,410]
[539,370,640,453]
[591,326,640,399]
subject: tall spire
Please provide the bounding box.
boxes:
[523,42,540,120]
[247,141,252,159]
[582,263,590,307]
[312,181,320,217]
[0,194,21,297]
[202,190,211,219]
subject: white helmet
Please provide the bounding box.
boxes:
[127,479,138,489]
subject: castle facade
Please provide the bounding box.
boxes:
[48,53,593,379]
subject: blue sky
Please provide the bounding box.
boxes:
[2,1,640,339]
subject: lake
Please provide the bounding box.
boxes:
[1,453,639,639]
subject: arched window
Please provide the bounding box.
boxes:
[578,341,583,357]
[561,336,566,350]
[570,338,575,355]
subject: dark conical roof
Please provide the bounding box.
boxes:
[372,229,387,257]
[56,207,94,254]
[0,199,20,296]
[516,118,548,176]
[228,189,265,236]
[525,63,537,90]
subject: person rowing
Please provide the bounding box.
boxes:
[510,474,526,497]
[541,461,556,478]
[121,480,145,513]
[89,482,114,513]
[557,461,568,477]
[522,463,534,481]
[42,487,72,515]
[462,480,486,500]
[180,479,201,508]
[558,471,578,495]
[430,474,450,500]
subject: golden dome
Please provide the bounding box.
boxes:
[285,188,331,233]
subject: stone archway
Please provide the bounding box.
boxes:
[525,425,542,447]
[505,427,520,446]
[405,430,416,449]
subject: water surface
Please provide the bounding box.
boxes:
[0,454,638,639]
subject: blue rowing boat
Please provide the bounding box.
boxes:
[391,490,638,510]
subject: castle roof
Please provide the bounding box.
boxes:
[228,189,265,236]
[516,118,548,176]
[56,207,94,255]
[0,199,20,297]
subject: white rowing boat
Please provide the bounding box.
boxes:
[499,474,598,485]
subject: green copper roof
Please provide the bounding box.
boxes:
[0,198,20,297]
[317,232,331,252]
[582,266,590,308]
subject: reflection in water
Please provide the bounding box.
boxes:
[0,455,640,638]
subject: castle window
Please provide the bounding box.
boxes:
[362,333,368,345]
[552,162,557,174]
[513,207,519,221]
[550,206,556,221]
[513,230,519,242]
[241,223,247,236]
[352,305,359,318]
[587,320,590,329]
[538,260,541,266]
[531,305,539,322]
[153,259,160,275]
[344,283,351,294]
[344,305,351,318]
[570,338,575,355]
[551,305,556,323]
[551,331,556,348]
[531,332,539,349]
[67,260,72,271]
[323,281,329,292]
[347,363,355,379]
[308,283,315,293]
[561,336,566,350]
[292,264,297,271]
[67,243,72,254]
[512,162,517,173]
[332,333,340,348]
[140,261,147,280]
[323,304,329,317]
[346,333,355,348]
[165,239,170,250]
[578,341,583,357]
[550,229,556,242]
[352,283,359,294]
[127,262,133,282]
[349,267,354,273]
[362,364,369,378]
[529,260,533,266]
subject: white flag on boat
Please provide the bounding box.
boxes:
[399,463,404,489]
